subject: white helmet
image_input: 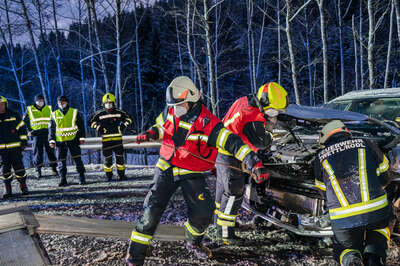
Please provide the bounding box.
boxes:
[166,76,200,106]
[319,120,351,145]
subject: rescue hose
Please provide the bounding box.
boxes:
[1,136,253,179]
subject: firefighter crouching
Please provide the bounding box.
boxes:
[89,93,133,181]
[49,96,86,186]
[0,96,29,199]
[23,94,57,178]
[314,120,392,266]
[215,82,288,244]
[125,76,269,266]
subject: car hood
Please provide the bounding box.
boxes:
[284,104,367,121]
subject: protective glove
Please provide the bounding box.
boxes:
[251,161,270,184]
[136,129,157,144]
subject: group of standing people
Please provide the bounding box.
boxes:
[0,92,132,198]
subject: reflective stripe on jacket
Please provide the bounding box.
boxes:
[27,105,52,130]
[314,138,391,229]
[52,108,78,142]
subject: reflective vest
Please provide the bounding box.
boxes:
[315,138,391,229]
[222,96,266,152]
[27,105,52,130]
[52,108,78,142]
[159,105,220,171]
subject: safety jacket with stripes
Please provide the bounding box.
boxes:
[49,107,85,142]
[23,105,52,136]
[89,108,133,142]
[314,136,391,230]
[222,95,270,153]
[0,109,27,150]
[149,102,257,176]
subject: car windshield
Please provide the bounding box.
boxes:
[327,98,400,122]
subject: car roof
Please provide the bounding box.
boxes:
[328,87,400,102]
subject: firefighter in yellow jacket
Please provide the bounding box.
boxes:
[125,76,269,265]
[0,96,29,199]
[89,93,133,181]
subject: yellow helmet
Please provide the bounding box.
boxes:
[0,95,8,108]
[102,93,116,105]
[257,82,288,110]
[319,120,351,145]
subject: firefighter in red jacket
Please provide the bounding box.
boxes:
[314,120,392,266]
[125,76,269,265]
[214,82,288,244]
[0,96,29,199]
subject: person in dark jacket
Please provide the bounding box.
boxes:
[89,93,133,181]
[0,95,29,199]
[23,94,57,178]
[314,120,392,266]
[125,76,269,266]
[49,95,86,186]
[214,82,288,244]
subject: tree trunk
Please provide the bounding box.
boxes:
[316,0,328,103]
[19,0,48,104]
[115,0,122,108]
[78,0,87,129]
[203,0,217,114]
[256,0,266,82]
[337,0,345,95]
[277,0,281,84]
[304,1,313,106]
[395,0,400,42]
[367,0,375,89]
[86,0,110,93]
[51,0,64,95]
[247,0,256,93]
[173,0,184,75]
[352,15,359,91]
[385,0,394,88]
[360,0,364,90]
[133,0,144,130]
[87,2,97,113]
[286,0,300,104]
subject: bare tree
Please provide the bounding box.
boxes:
[316,0,328,103]
[0,0,26,112]
[395,0,400,42]
[77,0,88,128]
[385,0,395,88]
[367,0,375,89]
[51,0,64,95]
[277,0,281,84]
[352,15,359,91]
[18,0,48,104]
[360,0,364,90]
[337,0,344,95]
[85,0,110,93]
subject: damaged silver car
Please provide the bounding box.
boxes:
[242,104,400,237]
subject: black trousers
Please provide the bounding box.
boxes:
[128,166,215,265]
[215,153,248,238]
[56,139,85,177]
[32,134,57,170]
[333,219,390,266]
[102,140,125,177]
[0,148,26,182]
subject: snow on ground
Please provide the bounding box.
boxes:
[1,166,399,265]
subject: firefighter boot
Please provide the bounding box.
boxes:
[18,177,29,195]
[79,172,86,185]
[118,170,127,181]
[2,180,12,199]
[36,168,42,179]
[105,172,113,182]
[185,241,212,259]
[216,225,244,245]
[58,176,68,187]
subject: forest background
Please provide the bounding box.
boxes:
[0,0,399,134]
